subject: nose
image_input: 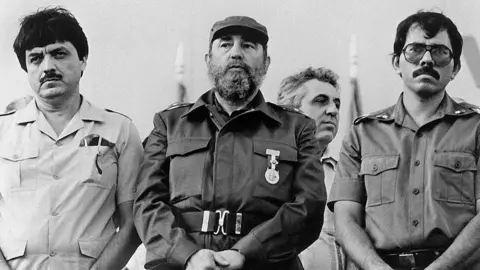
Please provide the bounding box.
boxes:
[229,41,243,60]
[419,50,434,67]
[326,102,339,116]
[41,55,56,73]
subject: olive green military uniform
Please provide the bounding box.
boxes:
[134,89,326,270]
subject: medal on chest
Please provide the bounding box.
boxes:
[265,149,280,184]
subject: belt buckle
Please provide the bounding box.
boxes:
[398,252,415,267]
[214,210,230,235]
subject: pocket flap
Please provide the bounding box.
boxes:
[0,143,38,161]
[360,155,399,176]
[0,239,27,260]
[433,152,477,173]
[166,138,210,157]
[78,238,110,259]
[253,140,297,162]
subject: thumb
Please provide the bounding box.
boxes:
[213,253,230,267]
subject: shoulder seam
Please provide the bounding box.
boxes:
[0,110,16,116]
[269,102,304,115]
[162,102,193,112]
[105,108,131,120]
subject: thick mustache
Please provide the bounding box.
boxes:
[40,73,62,84]
[413,67,440,80]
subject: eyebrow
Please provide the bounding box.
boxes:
[48,47,67,54]
[218,35,257,44]
[27,51,43,57]
[28,46,68,55]
[313,94,341,102]
[218,36,233,42]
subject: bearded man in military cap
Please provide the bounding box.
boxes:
[134,15,327,270]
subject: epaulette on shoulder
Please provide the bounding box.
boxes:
[353,114,372,125]
[457,102,480,114]
[354,106,395,125]
[163,102,193,112]
[0,110,16,117]
[269,103,305,115]
[105,108,131,120]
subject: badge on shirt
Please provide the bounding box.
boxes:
[265,149,280,184]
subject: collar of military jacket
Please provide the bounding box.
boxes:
[361,92,477,126]
[15,95,105,124]
[181,89,282,124]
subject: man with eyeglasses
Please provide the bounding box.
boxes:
[328,11,480,270]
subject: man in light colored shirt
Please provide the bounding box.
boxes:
[278,67,345,270]
[329,11,480,270]
[0,7,143,270]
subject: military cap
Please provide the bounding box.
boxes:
[209,16,269,46]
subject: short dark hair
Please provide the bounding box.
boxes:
[392,11,462,69]
[13,6,89,72]
[277,67,339,109]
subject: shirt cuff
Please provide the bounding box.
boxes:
[327,178,366,212]
[231,232,266,260]
[168,237,201,268]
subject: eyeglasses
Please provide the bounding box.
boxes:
[402,43,454,67]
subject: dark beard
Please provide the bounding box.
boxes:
[207,59,267,105]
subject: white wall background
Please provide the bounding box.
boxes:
[1,0,479,140]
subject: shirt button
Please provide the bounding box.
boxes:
[413,188,420,195]
[53,175,60,180]
[455,161,461,168]
[372,165,378,172]
[55,141,63,146]
[416,133,423,138]
[50,251,56,257]
[414,160,420,166]
[52,212,59,216]
[12,154,19,160]
[413,220,419,226]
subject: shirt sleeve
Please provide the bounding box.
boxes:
[475,130,480,201]
[133,113,199,269]
[327,125,366,212]
[116,120,144,204]
[232,118,327,263]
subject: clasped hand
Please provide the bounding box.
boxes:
[186,249,245,270]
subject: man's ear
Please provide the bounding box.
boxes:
[265,55,271,72]
[204,53,210,64]
[451,60,461,80]
[392,55,402,77]
[80,56,87,71]
[80,56,88,77]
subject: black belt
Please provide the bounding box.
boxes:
[378,249,445,268]
[180,210,265,236]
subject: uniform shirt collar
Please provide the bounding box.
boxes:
[321,145,338,169]
[14,95,104,124]
[392,92,475,128]
[77,97,105,122]
[181,89,281,124]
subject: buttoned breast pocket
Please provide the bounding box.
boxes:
[166,138,210,203]
[78,146,117,190]
[252,140,298,203]
[360,155,399,207]
[433,151,476,205]
[0,143,38,192]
